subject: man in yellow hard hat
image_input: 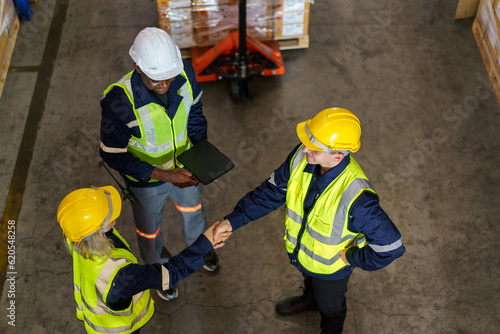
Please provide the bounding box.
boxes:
[213,108,405,334]
[57,186,231,334]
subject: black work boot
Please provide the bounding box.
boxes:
[275,287,317,316]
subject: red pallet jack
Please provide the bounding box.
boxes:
[190,0,285,100]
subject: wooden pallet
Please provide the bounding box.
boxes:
[0,14,20,98]
[180,35,309,58]
[472,19,500,105]
[275,35,309,50]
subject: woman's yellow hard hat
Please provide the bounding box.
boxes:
[57,186,122,242]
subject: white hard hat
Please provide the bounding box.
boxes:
[129,27,184,81]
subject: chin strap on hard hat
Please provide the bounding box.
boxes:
[82,187,114,242]
[304,123,350,156]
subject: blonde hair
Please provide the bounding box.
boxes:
[71,231,114,260]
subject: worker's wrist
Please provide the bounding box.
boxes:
[195,233,214,253]
[151,168,169,181]
[345,247,358,266]
[150,168,159,179]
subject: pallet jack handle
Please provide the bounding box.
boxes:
[237,0,248,79]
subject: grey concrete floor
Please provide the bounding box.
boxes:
[0,0,499,333]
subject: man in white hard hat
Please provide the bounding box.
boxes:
[99,27,219,301]
[213,108,405,334]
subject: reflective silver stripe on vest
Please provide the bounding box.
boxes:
[80,288,144,317]
[131,105,158,148]
[83,296,152,333]
[128,138,173,154]
[287,207,302,226]
[291,147,306,173]
[306,178,375,245]
[300,243,340,265]
[117,75,133,94]
[96,258,130,297]
[156,160,174,170]
[75,284,84,311]
[176,129,186,143]
[369,238,403,253]
[285,230,297,244]
[285,232,341,266]
[179,84,193,118]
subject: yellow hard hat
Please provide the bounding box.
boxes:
[296,108,361,153]
[57,186,122,242]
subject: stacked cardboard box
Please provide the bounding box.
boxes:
[157,0,197,48]
[157,0,312,48]
[0,0,19,97]
[274,0,311,38]
[472,0,500,103]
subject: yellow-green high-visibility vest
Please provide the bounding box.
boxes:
[103,70,194,183]
[68,229,155,334]
[284,145,376,275]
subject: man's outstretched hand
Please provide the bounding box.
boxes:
[213,219,233,244]
[204,221,232,249]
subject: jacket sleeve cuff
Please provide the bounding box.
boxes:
[345,247,358,267]
[194,233,213,254]
[223,214,243,230]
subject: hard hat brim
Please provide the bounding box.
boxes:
[129,38,184,81]
[296,120,325,151]
[141,54,183,81]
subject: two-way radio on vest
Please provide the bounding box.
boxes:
[99,162,141,207]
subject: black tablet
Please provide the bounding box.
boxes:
[177,140,234,185]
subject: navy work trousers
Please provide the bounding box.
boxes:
[304,273,351,334]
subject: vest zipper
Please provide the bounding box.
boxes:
[293,217,307,258]
[293,177,320,258]
[170,115,178,168]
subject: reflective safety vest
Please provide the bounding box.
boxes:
[67,230,155,334]
[284,146,376,275]
[103,70,194,183]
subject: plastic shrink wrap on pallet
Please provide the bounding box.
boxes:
[157,0,312,49]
